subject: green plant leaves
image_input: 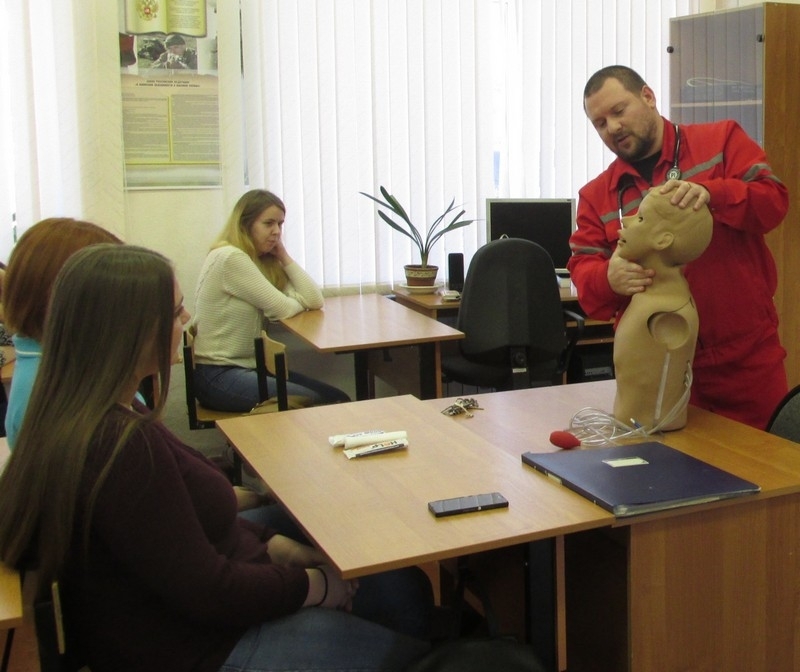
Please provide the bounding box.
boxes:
[360,186,475,267]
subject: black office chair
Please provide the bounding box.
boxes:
[766,385,800,442]
[442,238,584,391]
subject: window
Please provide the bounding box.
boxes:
[229,0,695,292]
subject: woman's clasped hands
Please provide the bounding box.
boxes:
[266,534,358,610]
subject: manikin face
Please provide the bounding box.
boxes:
[585,78,661,163]
[248,205,284,256]
[617,196,668,261]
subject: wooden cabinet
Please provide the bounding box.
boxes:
[668,3,800,387]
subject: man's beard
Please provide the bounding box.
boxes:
[614,118,659,162]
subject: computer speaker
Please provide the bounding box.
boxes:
[447,253,464,292]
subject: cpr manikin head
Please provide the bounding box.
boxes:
[612,190,713,432]
[618,189,713,267]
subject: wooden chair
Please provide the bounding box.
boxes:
[254,330,289,412]
[33,580,88,672]
[182,327,248,431]
[182,327,293,485]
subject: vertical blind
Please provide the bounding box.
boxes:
[0,0,125,258]
[226,0,695,293]
[0,0,695,276]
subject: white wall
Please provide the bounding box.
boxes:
[124,189,224,315]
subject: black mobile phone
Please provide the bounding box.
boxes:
[427,492,509,517]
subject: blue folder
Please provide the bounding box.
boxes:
[522,441,760,517]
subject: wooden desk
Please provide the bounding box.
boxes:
[281,294,463,399]
[217,394,610,578]
[429,384,800,671]
[393,283,581,318]
[220,382,800,671]
[0,563,22,630]
[0,438,23,631]
[393,284,615,348]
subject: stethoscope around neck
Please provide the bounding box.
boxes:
[617,123,682,224]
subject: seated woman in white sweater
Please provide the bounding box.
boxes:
[193,189,350,412]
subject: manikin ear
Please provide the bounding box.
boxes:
[653,231,674,250]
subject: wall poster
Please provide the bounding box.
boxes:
[118,0,220,188]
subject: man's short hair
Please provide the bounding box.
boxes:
[584,65,648,99]
[165,34,186,48]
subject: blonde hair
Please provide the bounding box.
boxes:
[0,245,175,591]
[213,189,289,290]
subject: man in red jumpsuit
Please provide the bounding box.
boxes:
[568,65,789,430]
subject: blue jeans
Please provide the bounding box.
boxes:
[238,504,434,639]
[228,506,433,670]
[220,608,431,672]
[195,363,350,412]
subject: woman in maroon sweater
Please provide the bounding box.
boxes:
[0,244,431,672]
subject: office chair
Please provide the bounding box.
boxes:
[766,385,800,443]
[442,238,584,391]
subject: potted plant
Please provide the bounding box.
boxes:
[361,186,475,286]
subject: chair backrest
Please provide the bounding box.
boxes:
[254,330,289,412]
[181,327,247,430]
[767,385,800,442]
[33,581,88,672]
[457,238,567,368]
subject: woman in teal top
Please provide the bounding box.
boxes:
[5,335,41,447]
[3,218,122,447]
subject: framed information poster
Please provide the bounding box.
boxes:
[118,0,220,188]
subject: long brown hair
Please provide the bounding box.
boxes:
[3,218,122,340]
[0,245,175,590]
[212,189,289,290]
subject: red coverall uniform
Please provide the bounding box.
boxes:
[568,118,789,430]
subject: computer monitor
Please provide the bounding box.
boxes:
[486,198,575,271]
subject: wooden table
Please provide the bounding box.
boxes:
[218,394,610,578]
[0,438,23,631]
[393,284,615,350]
[281,294,463,399]
[428,384,800,671]
[218,381,800,671]
[393,282,582,318]
[0,564,22,630]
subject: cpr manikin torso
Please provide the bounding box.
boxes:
[613,190,713,432]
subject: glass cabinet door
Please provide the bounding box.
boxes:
[668,6,764,145]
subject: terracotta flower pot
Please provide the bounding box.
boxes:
[404,264,439,286]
